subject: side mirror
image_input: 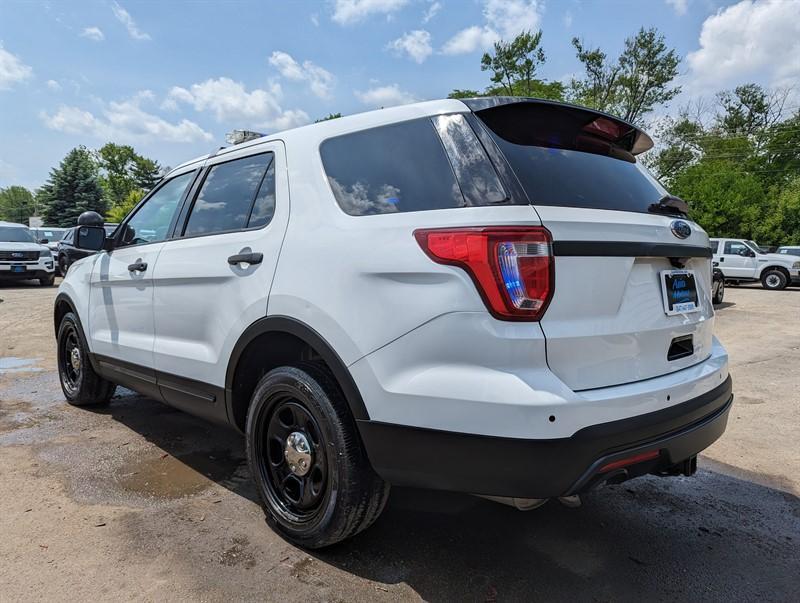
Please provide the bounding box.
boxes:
[74,225,106,251]
[39,238,49,244]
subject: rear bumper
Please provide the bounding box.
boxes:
[358,375,732,498]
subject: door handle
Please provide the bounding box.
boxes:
[719,257,724,262]
[127,260,148,272]
[228,252,263,265]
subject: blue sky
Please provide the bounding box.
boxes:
[1,0,798,189]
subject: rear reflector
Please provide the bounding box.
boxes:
[599,450,660,473]
[414,227,553,321]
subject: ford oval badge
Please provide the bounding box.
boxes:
[670,220,691,239]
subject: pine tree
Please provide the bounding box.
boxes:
[40,147,107,227]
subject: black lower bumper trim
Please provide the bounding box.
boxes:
[358,376,733,498]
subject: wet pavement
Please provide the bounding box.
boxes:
[0,281,798,601]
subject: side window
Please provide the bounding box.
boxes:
[63,229,74,243]
[710,240,719,253]
[320,118,464,216]
[724,241,746,255]
[118,172,194,247]
[183,153,274,237]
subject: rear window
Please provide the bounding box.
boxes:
[476,104,669,214]
[320,117,506,216]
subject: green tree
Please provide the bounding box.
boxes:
[314,113,342,123]
[0,185,36,223]
[481,30,547,97]
[39,147,107,227]
[447,89,481,99]
[570,27,681,124]
[671,160,766,239]
[106,188,145,223]
[96,143,161,209]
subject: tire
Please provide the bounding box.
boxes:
[39,273,56,287]
[761,269,787,290]
[712,278,725,304]
[246,363,390,549]
[58,255,69,275]
[56,312,116,406]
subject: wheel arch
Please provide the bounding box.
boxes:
[225,316,370,433]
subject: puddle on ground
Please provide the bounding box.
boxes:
[0,357,44,373]
[117,449,244,499]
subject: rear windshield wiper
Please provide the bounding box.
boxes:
[648,194,689,218]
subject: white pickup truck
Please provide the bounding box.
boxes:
[710,238,800,290]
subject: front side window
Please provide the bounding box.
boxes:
[724,241,747,255]
[744,240,765,255]
[118,171,194,247]
[183,152,275,237]
[710,240,719,253]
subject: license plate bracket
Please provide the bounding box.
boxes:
[11,265,26,273]
[660,270,699,315]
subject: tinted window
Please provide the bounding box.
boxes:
[710,240,719,253]
[119,172,193,247]
[247,158,276,229]
[184,153,274,237]
[321,118,464,215]
[476,105,670,214]
[724,241,747,255]
[62,229,74,243]
[431,114,507,206]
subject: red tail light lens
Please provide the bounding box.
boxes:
[414,227,553,321]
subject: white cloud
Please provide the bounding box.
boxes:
[166,77,310,131]
[666,0,688,16]
[686,0,800,90]
[310,13,320,26]
[40,94,212,144]
[563,11,573,28]
[422,1,441,23]
[80,26,105,41]
[0,44,33,90]
[355,84,418,108]
[441,0,543,55]
[332,0,409,25]
[387,30,433,63]
[46,79,61,91]
[111,2,151,41]
[268,51,335,99]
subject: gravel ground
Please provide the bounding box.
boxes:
[0,279,798,602]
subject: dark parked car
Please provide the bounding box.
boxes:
[712,263,724,304]
[57,224,117,273]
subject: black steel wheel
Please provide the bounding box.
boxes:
[259,398,329,521]
[246,363,390,548]
[56,312,115,406]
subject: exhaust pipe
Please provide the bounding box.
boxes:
[477,495,548,511]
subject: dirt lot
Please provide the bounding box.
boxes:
[1,279,798,601]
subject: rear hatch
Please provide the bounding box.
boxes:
[469,99,715,391]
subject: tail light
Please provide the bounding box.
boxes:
[414,226,553,321]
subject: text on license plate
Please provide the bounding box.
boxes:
[660,270,699,315]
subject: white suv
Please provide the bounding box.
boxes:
[54,98,732,548]
[711,238,800,290]
[0,221,56,286]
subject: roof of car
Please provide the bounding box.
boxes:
[167,97,654,176]
[0,221,28,228]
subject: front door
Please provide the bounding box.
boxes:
[88,170,196,395]
[152,142,289,419]
[719,240,757,278]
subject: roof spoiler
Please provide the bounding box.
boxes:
[461,96,654,155]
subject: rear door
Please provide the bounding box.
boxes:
[151,142,289,420]
[472,100,715,391]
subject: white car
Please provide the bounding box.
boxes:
[54,98,732,548]
[0,221,56,286]
[710,238,800,290]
